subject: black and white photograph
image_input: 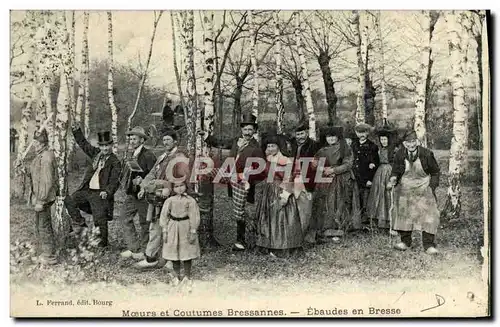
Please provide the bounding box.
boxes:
[8,9,491,318]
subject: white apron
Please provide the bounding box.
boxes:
[393,158,440,234]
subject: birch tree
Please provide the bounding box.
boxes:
[414,11,440,147]
[274,11,285,134]
[75,11,89,132]
[180,11,197,156]
[15,12,37,166]
[127,11,163,135]
[250,11,259,120]
[13,11,38,200]
[198,10,219,248]
[353,10,366,124]
[107,11,118,154]
[83,13,90,138]
[53,16,73,235]
[375,11,388,125]
[295,11,316,140]
[441,11,469,220]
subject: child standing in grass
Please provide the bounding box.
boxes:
[159,180,200,287]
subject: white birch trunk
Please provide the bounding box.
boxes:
[376,11,388,125]
[54,69,71,232]
[414,11,434,147]
[83,12,90,138]
[202,11,215,157]
[75,11,89,126]
[295,11,316,140]
[107,12,118,154]
[443,11,468,219]
[250,11,259,120]
[66,11,77,158]
[353,10,366,124]
[180,11,196,156]
[274,11,285,134]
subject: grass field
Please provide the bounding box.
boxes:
[9,145,489,317]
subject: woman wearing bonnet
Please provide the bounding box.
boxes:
[255,133,303,257]
[310,125,361,243]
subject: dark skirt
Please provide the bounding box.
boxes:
[311,171,361,236]
[367,163,393,228]
[255,181,303,250]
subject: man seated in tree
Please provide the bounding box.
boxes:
[64,122,122,248]
[387,130,441,255]
[133,128,191,269]
[201,113,266,251]
[28,129,58,265]
[119,126,157,259]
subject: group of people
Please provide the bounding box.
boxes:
[25,111,442,285]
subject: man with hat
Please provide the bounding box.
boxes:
[289,121,321,243]
[119,126,157,259]
[387,130,441,254]
[65,122,122,248]
[352,122,380,228]
[133,127,191,268]
[202,113,266,251]
[28,129,58,264]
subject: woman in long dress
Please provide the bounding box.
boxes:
[311,126,361,243]
[366,128,397,229]
[255,134,303,256]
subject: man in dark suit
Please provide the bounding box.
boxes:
[351,123,380,227]
[289,122,321,243]
[64,122,122,247]
[203,113,266,251]
[119,126,157,259]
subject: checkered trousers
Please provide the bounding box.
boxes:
[203,167,248,222]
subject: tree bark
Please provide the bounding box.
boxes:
[414,11,439,147]
[296,11,316,140]
[353,11,366,124]
[291,77,305,123]
[375,11,388,125]
[274,11,285,134]
[317,51,338,125]
[442,11,468,221]
[233,77,244,135]
[75,12,89,127]
[83,12,90,138]
[107,12,118,154]
[250,11,259,120]
[180,11,197,156]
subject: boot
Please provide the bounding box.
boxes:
[232,221,246,251]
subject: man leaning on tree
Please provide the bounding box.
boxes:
[64,122,122,248]
[28,129,58,265]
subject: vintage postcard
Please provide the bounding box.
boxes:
[9,9,490,318]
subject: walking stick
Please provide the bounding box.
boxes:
[388,186,395,247]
